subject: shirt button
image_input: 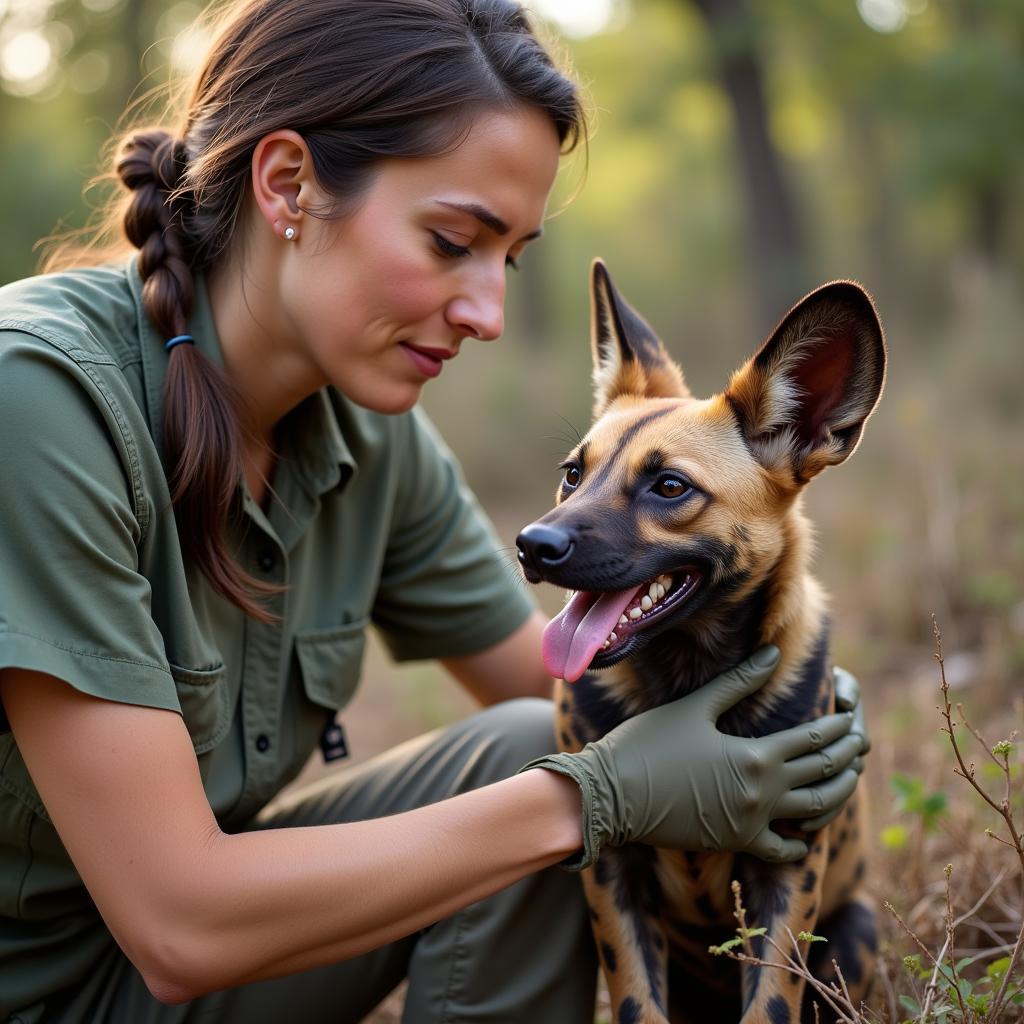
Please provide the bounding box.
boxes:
[255,734,271,753]
[257,550,276,572]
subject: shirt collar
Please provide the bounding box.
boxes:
[278,386,356,498]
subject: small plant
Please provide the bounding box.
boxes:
[880,620,1024,1023]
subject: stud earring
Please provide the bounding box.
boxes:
[284,226,296,241]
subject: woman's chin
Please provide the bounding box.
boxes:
[338,380,425,416]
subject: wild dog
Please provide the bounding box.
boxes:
[517,261,885,1024]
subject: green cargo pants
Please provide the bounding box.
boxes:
[35,698,597,1024]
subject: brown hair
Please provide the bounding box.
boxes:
[50,0,584,621]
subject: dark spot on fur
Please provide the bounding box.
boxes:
[738,857,791,929]
[812,842,822,854]
[854,859,865,883]
[570,673,631,740]
[559,730,572,748]
[828,845,839,862]
[594,856,609,886]
[767,994,792,1024]
[807,902,877,988]
[845,804,855,820]
[588,906,600,922]
[618,996,641,1024]
[601,941,618,973]
[695,892,716,920]
[560,699,570,714]
[803,903,817,920]
[838,828,848,844]
[801,869,817,893]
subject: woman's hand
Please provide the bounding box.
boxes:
[521,647,865,866]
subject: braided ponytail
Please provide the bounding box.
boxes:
[116,129,279,621]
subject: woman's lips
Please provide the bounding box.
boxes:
[399,342,455,379]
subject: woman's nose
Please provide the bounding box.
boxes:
[446,272,506,341]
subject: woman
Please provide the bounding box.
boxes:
[0,1,866,1021]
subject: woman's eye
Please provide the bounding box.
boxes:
[431,232,470,259]
[654,475,689,499]
[562,465,581,489]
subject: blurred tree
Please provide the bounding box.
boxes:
[688,0,807,329]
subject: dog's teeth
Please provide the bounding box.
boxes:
[641,595,653,611]
[618,614,628,626]
[629,607,643,620]
[608,631,617,643]
[648,582,659,600]
[655,583,666,600]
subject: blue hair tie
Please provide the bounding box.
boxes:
[165,334,195,352]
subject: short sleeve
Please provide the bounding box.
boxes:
[0,338,178,732]
[371,408,535,662]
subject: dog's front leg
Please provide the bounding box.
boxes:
[583,845,670,1024]
[734,840,830,1024]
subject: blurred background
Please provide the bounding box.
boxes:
[2,0,1022,1015]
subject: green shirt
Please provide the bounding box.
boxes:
[0,261,534,1015]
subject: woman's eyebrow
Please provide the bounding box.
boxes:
[436,201,544,242]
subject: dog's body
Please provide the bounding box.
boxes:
[518,263,885,1024]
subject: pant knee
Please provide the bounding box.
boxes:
[459,697,558,785]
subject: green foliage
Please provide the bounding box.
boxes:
[898,952,1024,1022]
[708,926,766,956]
[890,772,948,831]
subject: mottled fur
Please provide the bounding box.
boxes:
[524,261,885,1024]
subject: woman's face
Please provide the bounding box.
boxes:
[279,107,562,415]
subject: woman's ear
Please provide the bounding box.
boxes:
[250,130,318,241]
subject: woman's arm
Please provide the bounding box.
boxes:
[440,610,554,704]
[0,668,582,1005]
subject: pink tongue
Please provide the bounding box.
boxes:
[542,586,643,683]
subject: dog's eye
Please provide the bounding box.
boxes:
[654,475,689,499]
[562,465,581,489]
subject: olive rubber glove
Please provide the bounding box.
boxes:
[521,646,864,868]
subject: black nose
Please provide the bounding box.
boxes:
[516,522,574,582]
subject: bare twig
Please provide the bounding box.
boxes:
[933,617,1024,1023]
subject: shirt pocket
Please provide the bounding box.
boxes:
[169,661,230,755]
[294,621,368,713]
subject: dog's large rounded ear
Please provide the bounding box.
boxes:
[725,281,886,483]
[590,259,689,417]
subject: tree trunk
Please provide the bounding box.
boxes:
[690,0,807,331]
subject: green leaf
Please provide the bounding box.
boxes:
[987,955,1011,980]
[797,931,827,943]
[708,937,744,954]
[898,993,921,1014]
